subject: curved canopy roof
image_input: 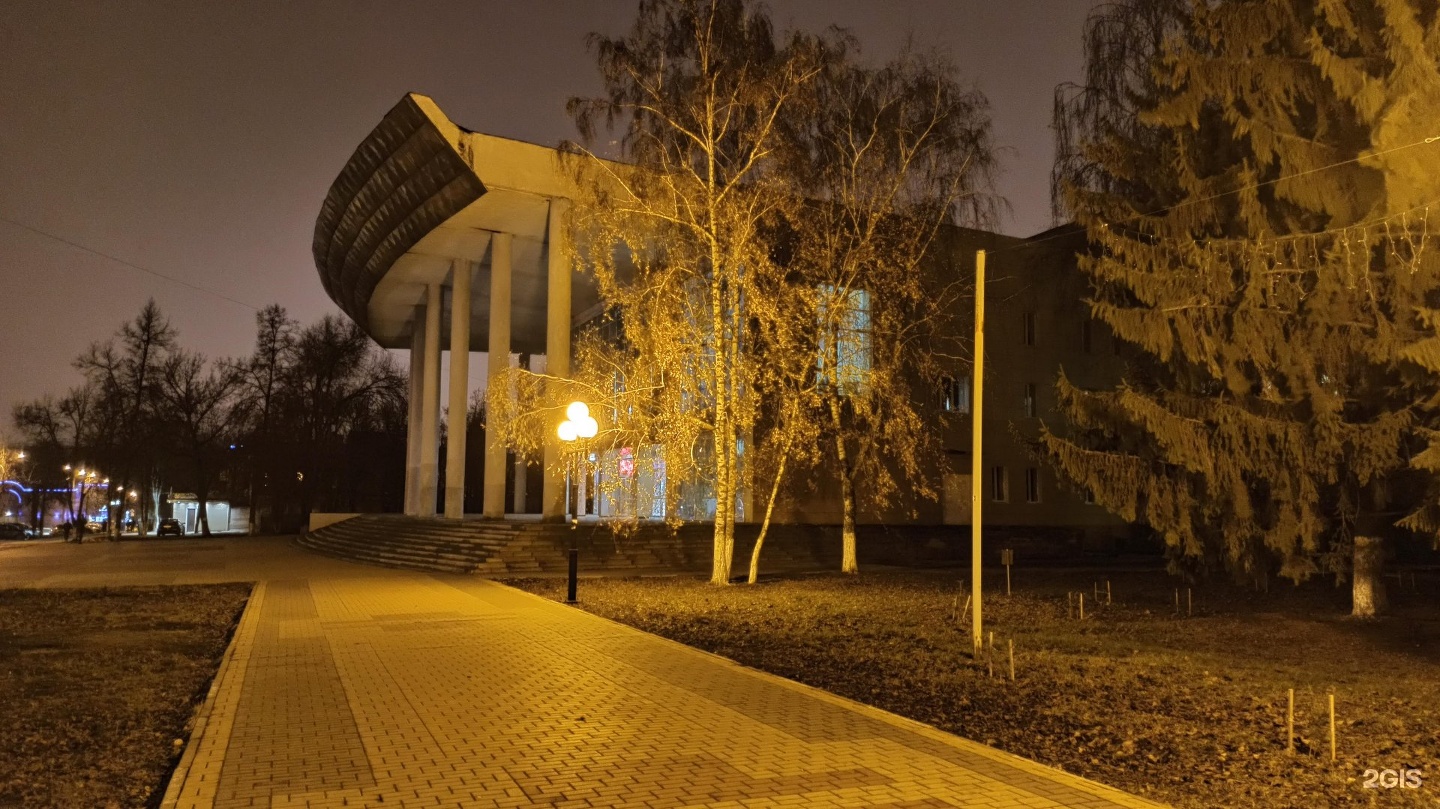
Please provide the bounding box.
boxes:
[313,93,598,352]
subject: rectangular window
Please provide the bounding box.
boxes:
[1081,320,1093,354]
[1025,468,1041,503]
[1023,383,1037,417]
[1023,312,1036,346]
[992,466,1008,502]
[942,376,971,414]
[817,285,872,396]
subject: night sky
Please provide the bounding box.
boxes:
[0,0,1101,428]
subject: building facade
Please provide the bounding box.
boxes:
[314,93,1123,533]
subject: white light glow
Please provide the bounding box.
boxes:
[566,401,590,421]
[576,415,598,438]
[557,421,578,441]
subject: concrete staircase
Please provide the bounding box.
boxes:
[297,515,523,574]
[297,516,846,577]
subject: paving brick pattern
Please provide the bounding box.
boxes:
[0,539,1165,808]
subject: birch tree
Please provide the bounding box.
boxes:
[785,50,999,573]
[561,0,829,584]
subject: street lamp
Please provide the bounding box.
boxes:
[557,401,598,519]
[557,400,598,442]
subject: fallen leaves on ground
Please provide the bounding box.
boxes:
[507,570,1440,809]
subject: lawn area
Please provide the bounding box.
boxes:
[507,569,1439,809]
[0,585,251,809]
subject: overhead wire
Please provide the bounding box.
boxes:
[0,213,260,311]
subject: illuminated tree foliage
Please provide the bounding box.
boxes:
[524,0,1000,583]
[555,0,830,584]
[1043,0,1440,616]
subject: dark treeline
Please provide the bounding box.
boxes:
[11,300,407,535]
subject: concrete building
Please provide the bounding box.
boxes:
[313,93,1122,537]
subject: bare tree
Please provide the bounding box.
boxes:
[156,352,242,537]
[75,299,176,535]
[784,49,999,573]
[237,304,297,533]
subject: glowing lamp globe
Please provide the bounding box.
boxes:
[557,421,578,441]
[566,401,590,421]
[576,415,598,438]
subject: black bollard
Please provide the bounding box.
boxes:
[566,548,578,604]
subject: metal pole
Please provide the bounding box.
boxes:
[566,548,579,603]
[971,249,986,655]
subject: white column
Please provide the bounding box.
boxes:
[445,260,472,519]
[483,234,513,518]
[418,282,443,517]
[542,199,572,521]
[404,308,427,516]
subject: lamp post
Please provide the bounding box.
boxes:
[557,401,598,604]
[556,401,599,520]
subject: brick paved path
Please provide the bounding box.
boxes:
[0,539,1164,808]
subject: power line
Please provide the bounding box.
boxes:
[0,213,260,311]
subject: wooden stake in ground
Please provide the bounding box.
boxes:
[1008,638,1015,681]
[1079,592,1085,620]
[1174,588,1179,615]
[1067,591,1074,619]
[1106,580,1112,605]
[1287,688,1294,754]
[1329,692,1337,762]
[959,595,971,624]
[1187,588,1193,617]
[1093,581,1099,601]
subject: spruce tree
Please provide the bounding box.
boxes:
[1043,0,1440,616]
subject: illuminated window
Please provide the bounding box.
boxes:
[1023,312,1036,346]
[991,466,1008,502]
[1025,468,1040,503]
[818,286,871,396]
[1023,383,1037,417]
[942,376,971,414]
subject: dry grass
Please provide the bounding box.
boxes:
[507,569,1439,808]
[0,585,251,809]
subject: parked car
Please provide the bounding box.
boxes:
[0,523,34,539]
[157,518,184,537]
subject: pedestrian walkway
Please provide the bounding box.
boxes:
[2,539,1164,808]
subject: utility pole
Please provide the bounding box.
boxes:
[971,249,986,656]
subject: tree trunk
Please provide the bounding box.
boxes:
[1352,535,1387,618]
[828,397,858,574]
[748,450,789,585]
[197,465,212,538]
[838,444,857,574]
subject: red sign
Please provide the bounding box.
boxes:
[618,447,634,478]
